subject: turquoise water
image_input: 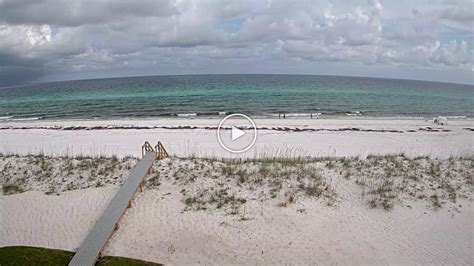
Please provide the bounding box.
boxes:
[0,75,472,120]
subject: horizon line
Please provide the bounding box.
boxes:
[1,73,473,89]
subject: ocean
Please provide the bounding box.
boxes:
[0,74,472,121]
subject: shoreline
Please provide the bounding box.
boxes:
[1,117,473,133]
[0,114,471,123]
[0,117,472,159]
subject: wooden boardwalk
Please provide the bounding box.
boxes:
[69,152,157,266]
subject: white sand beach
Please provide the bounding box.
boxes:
[1,117,473,264]
[0,117,473,158]
[2,185,472,265]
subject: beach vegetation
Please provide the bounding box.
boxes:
[2,184,24,195]
[147,172,161,188]
[236,168,247,184]
[0,153,471,213]
[111,155,119,164]
[220,163,235,176]
[431,193,442,209]
[325,161,336,169]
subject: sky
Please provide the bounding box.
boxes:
[0,0,473,86]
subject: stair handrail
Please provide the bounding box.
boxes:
[141,141,154,157]
[155,141,169,160]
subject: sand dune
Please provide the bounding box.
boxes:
[1,154,473,264]
[1,174,472,265]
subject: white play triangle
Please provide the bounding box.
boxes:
[231,126,245,141]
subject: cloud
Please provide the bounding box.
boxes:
[0,0,177,26]
[0,53,46,85]
[0,0,472,86]
[0,23,88,85]
[430,40,473,68]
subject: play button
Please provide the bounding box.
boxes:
[231,126,245,141]
[217,114,257,153]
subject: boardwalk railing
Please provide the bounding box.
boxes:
[141,141,154,156]
[142,141,169,159]
[155,141,169,159]
[69,141,168,266]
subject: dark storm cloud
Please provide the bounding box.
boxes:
[0,0,472,86]
[0,52,46,86]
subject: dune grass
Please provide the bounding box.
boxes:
[157,153,472,212]
[1,153,472,211]
[0,246,160,266]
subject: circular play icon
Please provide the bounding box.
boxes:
[217,114,257,153]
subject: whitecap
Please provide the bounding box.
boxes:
[177,113,197,117]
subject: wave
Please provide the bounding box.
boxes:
[438,116,467,119]
[262,113,323,118]
[285,113,310,117]
[166,112,227,117]
[346,111,362,116]
[0,116,13,120]
[176,113,197,117]
[0,116,44,121]
[284,113,323,117]
[0,112,471,122]
[166,112,323,118]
